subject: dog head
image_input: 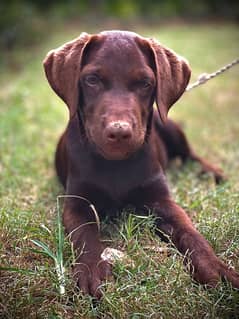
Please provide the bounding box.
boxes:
[44,31,191,160]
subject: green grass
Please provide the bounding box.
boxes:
[0,22,239,318]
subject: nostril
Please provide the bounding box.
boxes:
[108,132,117,141]
[121,130,132,140]
[106,121,133,142]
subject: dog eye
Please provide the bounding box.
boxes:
[84,75,100,86]
[138,79,152,89]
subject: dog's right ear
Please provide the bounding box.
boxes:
[43,32,92,117]
[148,38,191,123]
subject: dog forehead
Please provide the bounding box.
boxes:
[100,30,141,39]
[100,30,139,38]
[101,31,139,50]
[91,30,147,63]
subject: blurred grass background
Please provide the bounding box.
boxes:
[1,0,239,51]
[0,1,239,318]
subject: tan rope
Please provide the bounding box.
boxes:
[186,58,239,91]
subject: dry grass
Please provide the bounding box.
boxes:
[0,22,239,318]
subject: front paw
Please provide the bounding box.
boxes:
[73,257,112,299]
[192,256,239,289]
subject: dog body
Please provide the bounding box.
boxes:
[44,31,239,298]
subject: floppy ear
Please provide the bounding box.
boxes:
[148,38,191,123]
[43,32,91,117]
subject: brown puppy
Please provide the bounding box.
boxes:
[44,31,239,298]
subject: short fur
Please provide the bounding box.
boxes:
[44,31,239,298]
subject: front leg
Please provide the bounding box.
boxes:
[63,197,111,298]
[152,198,239,288]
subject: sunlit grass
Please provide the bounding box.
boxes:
[0,22,239,318]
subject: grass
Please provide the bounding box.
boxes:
[0,21,239,318]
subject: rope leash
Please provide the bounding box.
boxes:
[186,58,239,91]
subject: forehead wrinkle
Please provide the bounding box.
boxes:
[90,37,150,78]
[102,34,141,60]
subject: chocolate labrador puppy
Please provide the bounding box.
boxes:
[43,31,239,298]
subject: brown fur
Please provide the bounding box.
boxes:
[44,31,239,298]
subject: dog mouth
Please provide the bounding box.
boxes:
[97,142,141,160]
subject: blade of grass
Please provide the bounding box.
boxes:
[0,266,35,275]
[30,197,66,295]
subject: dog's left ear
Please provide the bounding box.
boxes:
[148,38,191,123]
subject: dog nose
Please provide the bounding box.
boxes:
[105,121,133,142]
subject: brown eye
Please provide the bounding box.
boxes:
[84,74,100,86]
[139,79,152,89]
